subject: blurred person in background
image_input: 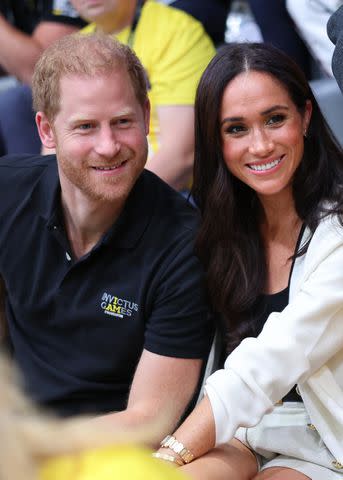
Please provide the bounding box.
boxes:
[0,1,85,156]
[287,0,343,77]
[246,0,313,78]
[328,3,343,90]
[0,350,188,480]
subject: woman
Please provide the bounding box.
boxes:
[154,43,343,479]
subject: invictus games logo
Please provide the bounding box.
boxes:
[101,292,139,319]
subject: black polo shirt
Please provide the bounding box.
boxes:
[0,154,213,416]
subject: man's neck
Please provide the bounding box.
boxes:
[96,1,138,35]
[61,192,125,260]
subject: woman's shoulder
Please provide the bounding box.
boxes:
[306,210,343,260]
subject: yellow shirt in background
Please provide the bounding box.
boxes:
[82,0,215,155]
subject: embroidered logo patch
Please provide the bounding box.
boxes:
[101,292,139,319]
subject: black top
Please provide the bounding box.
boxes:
[247,224,306,403]
[251,288,301,402]
[0,154,213,416]
[0,0,86,35]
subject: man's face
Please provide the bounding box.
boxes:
[43,68,149,205]
[70,0,123,22]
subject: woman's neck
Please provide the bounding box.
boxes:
[259,188,300,239]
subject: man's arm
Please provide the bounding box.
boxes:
[0,276,7,344]
[145,105,194,191]
[95,349,202,444]
[0,16,79,84]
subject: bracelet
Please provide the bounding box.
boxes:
[160,435,194,464]
[152,452,184,466]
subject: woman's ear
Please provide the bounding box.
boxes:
[303,99,313,136]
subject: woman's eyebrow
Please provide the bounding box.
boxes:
[220,116,244,126]
[261,105,289,115]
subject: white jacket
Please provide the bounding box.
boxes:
[205,214,343,463]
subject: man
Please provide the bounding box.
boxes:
[0,0,86,156]
[328,3,343,92]
[70,0,216,191]
[0,34,213,433]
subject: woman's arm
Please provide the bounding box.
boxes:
[157,215,343,457]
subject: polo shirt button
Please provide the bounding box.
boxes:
[332,461,343,470]
[307,423,317,431]
[65,252,71,261]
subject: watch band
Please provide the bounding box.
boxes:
[152,452,184,466]
[160,435,194,464]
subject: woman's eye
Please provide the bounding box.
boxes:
[267,114,285,126]
[226,124,246,135]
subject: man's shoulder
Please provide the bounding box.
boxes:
[0,153,54,171]
[141,170,199,234]
[0,154,55,191]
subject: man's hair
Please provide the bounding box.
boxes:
[32,33,149,120]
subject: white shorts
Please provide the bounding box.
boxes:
[235,402,343,480]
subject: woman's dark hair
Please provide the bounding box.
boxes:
[191,42,343,351]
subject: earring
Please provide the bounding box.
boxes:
[303,129,307,138]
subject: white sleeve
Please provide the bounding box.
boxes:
[205,217,343,445]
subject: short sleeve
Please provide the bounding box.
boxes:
[144,231,214,359]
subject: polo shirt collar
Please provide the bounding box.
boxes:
[101,171,154,249]
[34,159,154,250]
[33,156,61,223]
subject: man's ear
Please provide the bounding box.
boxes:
[35,111,56,149]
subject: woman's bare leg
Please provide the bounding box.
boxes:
[181,438,258,480]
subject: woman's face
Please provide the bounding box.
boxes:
[220,70,312,204]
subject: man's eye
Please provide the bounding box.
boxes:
[78,123,92,130]
[117,118,130,126]
[267,114,285,126]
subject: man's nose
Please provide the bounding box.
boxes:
[94,126,121,157]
